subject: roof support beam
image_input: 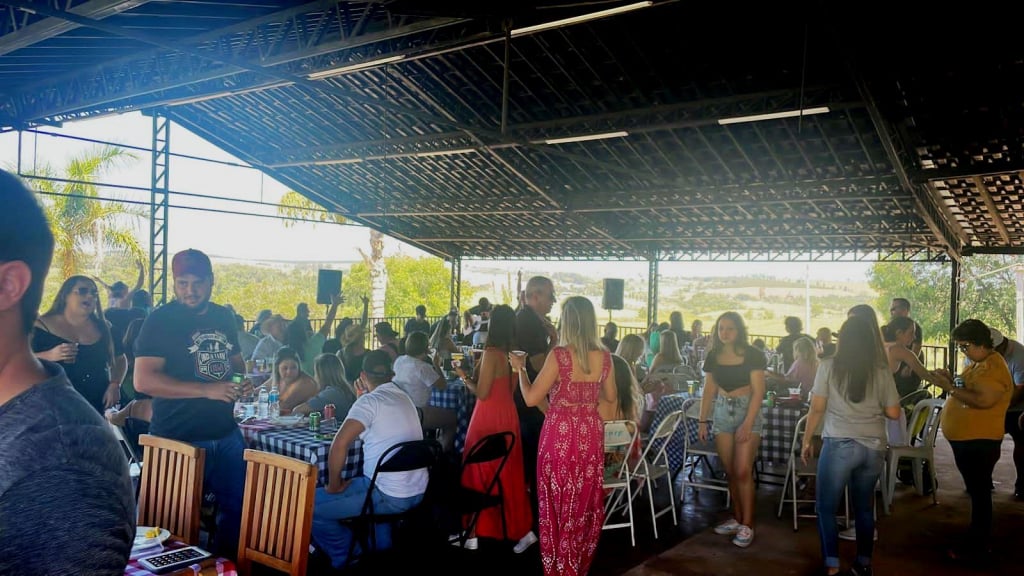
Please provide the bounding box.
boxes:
[2,1,483,133]
[851,66,963,261]
[971,176,1011,244]
[0,0,148,56]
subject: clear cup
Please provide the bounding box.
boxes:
[65,342,79,364]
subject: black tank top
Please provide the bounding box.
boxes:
[31,326,110,413]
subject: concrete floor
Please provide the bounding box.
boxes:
[621,433,1024,576]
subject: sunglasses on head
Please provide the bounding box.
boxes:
[73,287,99,297]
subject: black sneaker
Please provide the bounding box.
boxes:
[843,562,872,576]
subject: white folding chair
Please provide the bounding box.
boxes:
[776,414,849,531]
[885,398,944,511]
[632,409,684,539]
[602,420,639,546]
[679,399,730,507]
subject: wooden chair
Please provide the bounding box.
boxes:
[236,449,317,576]
[137,434,206,545]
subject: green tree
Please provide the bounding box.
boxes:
[341,255,473,319]
[24,145,145,280]
[868,255,1022,340]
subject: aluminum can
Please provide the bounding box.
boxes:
[323,404,336,421]
[309,412,321,433]
[765,391,776,408]
[954,376,965,389]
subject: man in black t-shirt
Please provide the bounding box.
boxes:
[404,304,431,336]
[515,276,557,508]
[134,248,246,558]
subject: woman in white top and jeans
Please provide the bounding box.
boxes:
[802,316,901,576]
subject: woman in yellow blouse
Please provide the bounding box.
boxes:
[931,319,1013,564]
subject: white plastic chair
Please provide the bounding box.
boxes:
[602,420,639,546]
[776,414,849,531]
[679,399,730,507]
[885,398,944,511]
[632,409,683,539]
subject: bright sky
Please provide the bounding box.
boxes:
[0,112,873,282]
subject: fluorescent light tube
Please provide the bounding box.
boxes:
[414,148,476,158]
[717,106,831,126]
[511,2,653,37]
[307,55,406,80]
[540,131,629,145]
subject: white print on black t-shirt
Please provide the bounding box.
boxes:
[187,330,234,381]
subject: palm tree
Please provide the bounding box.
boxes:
[25,145,146,280]
[277,191,387,317]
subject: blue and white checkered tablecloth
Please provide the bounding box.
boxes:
[649,393,806,473]
[251,423,363,486]
[430,378,475,454]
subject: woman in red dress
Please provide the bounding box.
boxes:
[456,305,537,552]
[511,296,617,576]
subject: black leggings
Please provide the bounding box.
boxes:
[949,439,1002,549]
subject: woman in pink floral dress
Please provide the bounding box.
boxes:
[510,296,617,576]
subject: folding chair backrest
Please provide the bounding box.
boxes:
[604,420,638,449]
[906,398,942,446]
[237,450,317,576]
[464,432,515,466]
[636,410,683,470]
[363,439,439,517]
[137,434,205,545]
[915,399,944,449]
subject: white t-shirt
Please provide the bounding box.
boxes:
[392,355,439,408]
[344,382,427,498]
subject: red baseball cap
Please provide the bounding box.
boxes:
[171,249,213,279]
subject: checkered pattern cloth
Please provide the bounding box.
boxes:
[649,393,806,473]
[239,420,363,486]
[124,539,236,576]
[430,378,476,454]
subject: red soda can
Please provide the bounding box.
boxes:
[323,403,336,421]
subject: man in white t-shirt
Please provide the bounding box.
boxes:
[393,332,457,452]
[311,350,428,569]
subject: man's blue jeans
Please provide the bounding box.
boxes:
[816,438,883,570]
[193,428,246,559]
[311,476,423,568]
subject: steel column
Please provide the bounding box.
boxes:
[449,258,457,310]
[647,254,659,327]
[149,112,170,305]
[455,257,462,311]
[948,258,961,372]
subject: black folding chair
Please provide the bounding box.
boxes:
[344,439,440,563]
[449,431,516,548]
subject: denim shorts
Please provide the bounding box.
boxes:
[712,394,764,436]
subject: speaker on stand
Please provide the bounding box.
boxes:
[602,278,624,322]
[316,270,343,308]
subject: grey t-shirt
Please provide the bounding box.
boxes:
[0,361,136,575]
[811,359,900,450]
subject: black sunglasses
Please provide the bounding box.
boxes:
[73,287,99,297]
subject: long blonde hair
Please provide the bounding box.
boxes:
[793,336,817,365]
[615,334,645,366]
[559,296,603,372]
[655,330,683,365]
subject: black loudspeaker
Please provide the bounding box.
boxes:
[316,270,343,305]
[602,278,624,310]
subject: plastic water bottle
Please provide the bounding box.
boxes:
[258,387,269,419]
[268,385,280,419]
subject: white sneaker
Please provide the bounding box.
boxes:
[838,526,878,541]
[713,518,741,535]
[513,531,538,554]
[449,535,478,550]
[732,525,754,548]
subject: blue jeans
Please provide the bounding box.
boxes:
[311,476,424,568]
[816,438,883,570]
[193,428,246,559]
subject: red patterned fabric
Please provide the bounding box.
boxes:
[537,346,609,576]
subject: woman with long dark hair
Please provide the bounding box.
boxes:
[802,316,901,576]
[455,304,537,552]
[698,311,766,548]
[33,275,125,413]
[268,346,318,413]
[881,316,933,399]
